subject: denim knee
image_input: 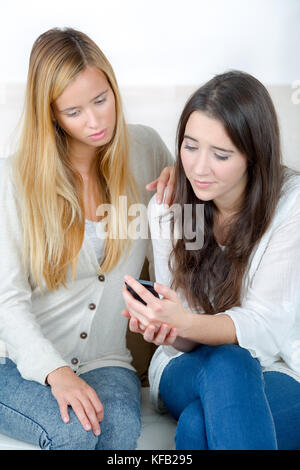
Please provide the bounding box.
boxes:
[202,344,262,382]
[96,397,141,450]
[46,415,99,450]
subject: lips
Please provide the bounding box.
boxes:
[194,180,214,189]
[90,132,100,136]
[88,129,107,141]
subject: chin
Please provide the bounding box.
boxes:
[193,189,215,202]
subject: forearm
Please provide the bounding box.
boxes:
[171,336,199,352]
[178,312,238,346]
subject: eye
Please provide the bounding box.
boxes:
[66,110,80,118]
[184,144,198,151]
[215,153,229,161]
[95,98,106,105]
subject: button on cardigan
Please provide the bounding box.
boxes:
[0,124,173,385]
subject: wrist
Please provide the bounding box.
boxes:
[177,310,197,339]
[46,366,73,386]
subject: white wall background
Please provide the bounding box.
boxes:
[0,0,299,165]
[1,0,300,85]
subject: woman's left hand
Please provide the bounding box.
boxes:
[122,310,178,346]
[122,275,191,335]
[146,166,175,207]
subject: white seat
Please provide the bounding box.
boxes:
[0,387,176,450]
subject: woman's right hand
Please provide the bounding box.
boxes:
[46,366,104,436]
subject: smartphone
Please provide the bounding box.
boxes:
[125,279,159,305]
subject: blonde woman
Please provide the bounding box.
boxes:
[0,28,174,450]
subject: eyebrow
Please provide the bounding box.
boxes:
[184,135,234,153]
[59,89,108,112]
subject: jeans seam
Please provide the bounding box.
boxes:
[0,400,52,449]
[192,347,220,449]
[194,354,220,450]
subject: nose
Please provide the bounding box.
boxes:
[194,150,211,176]
[85,109,99,129]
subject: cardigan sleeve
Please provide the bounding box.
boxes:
[0,160,68,384]
[222,192,300,369]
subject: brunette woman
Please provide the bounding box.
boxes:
[123,70,300,450]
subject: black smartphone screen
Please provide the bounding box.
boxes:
[125,279,159,305]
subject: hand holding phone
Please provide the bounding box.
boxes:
[125,279,159,306]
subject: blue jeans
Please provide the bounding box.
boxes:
[159,344,300,450]
[0,359,141,450]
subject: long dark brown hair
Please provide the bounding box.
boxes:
[170,70,285,314]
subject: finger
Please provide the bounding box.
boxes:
[153,323,171,345]
[58,399,70,424]
[165,327,178,345]
[156,170,170,205]
[145,178,158,190]
[143,324,156,343]
[129,316,141,333]
[129,316,147,333]
[121,309,131,318]
[122,286,150,327]
[163,168,175,207]
[82,397,101,436]
[76,394,101,436]
[124,276,161,308]
[163,186,175,208]
[88,389,104,424]
[153,282,178,302]
[122,286,151,323]
[71,397,93,432]
[122,284,162,330]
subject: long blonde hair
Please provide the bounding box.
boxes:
[13,28,138,292]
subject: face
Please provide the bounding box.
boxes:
[180,111,248,215]
[52,66,116,156]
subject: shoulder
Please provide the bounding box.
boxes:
[127,123,172,165]
[147,193,178,241]
[127,123,164,147]
[276,168,300,219]
[127,125,173,199]
[127,124,161,171]
[147,192,170,217]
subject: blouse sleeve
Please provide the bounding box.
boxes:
[0,160,68,384]
[223,192,300,367]
[144,126,174,281]
[147,193,174,287]
[147,192,195,309]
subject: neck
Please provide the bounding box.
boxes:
[69,144,97,178]
[214,177,247,220]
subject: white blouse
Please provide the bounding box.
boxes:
[148,170,300,411]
